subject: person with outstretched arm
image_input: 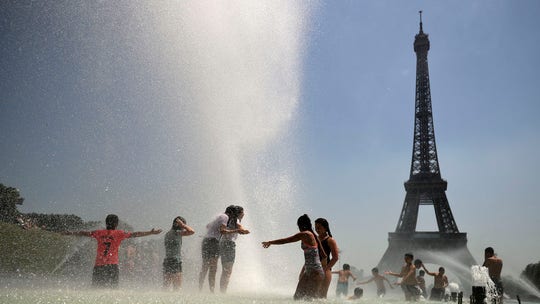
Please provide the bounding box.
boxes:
[62,214,162,288]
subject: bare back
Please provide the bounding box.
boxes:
[400,264,417,285]
[483,256,503,279]
[337,270,353,282]
[373,275,386,289]
[433,273,448,289]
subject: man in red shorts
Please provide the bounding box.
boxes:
[63,214,162,288]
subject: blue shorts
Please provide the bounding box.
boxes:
[201,237,220,261]
[336,281,349,296]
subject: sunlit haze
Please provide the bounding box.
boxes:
[1,1,539,292]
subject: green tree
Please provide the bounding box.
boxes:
[522,261,540,290]
[0,183,24,223]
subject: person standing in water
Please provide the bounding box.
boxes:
[314,218,339,298]
[198,205,249,292]
[416,270,427,297]
[483,247,503,303]
[332,263,357,298]
[219,205,250,293]
[163,216,195,291]
[62,214,162,288]
[385,253,421,301]
[262,214,326,301]
[421,263,449,300]
[357,267,394,297]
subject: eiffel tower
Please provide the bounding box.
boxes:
[377,12,476,290]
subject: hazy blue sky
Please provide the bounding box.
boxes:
[1,0,539,285]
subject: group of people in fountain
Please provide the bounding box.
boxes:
[384,253,450,302]
[62,209,503,302]
[384,249,503,303]
[62,206,247,293]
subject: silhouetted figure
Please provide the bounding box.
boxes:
[357,267,394,297]
[385,253,422,301]
[483,247,503,303]
[421,263,449,300]
[315,217,339,298]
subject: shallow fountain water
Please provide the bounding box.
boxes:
[417,250,477,293]
[1,286,534,304]
[511,277,540,299]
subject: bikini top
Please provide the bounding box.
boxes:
[301,234,322,270]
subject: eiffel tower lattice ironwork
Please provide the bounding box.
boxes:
[377,12,476,291]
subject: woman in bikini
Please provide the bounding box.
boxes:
[315,218,339,298]
[262,214,326,300]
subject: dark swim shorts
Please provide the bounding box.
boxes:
[201,237,220,261]
[163,257,182,274]
[92,264,119,288]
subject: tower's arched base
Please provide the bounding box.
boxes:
[378,232,477,296]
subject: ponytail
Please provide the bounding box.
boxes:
[315,218,332,238]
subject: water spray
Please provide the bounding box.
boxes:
[471,265,500,304]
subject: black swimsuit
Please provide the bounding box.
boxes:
[321,237,332,266]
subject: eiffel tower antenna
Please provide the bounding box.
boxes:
[419,10,423,33]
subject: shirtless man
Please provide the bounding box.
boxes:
[385,253,421,301]
[421,264,449,300]
[357,267,393,297]
[483,247,503,302]
[332,263,357,297]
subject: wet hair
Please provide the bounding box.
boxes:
[225,205,244,229]
[405,253,414,259]
[414,259,422,267]
[234,206,244,219]
[105,214,119,230]
[419,270,425,276]
[485,247,494,255]
[343,263,350,270]
[354,287,363,297]
[297,214,327,261]
[297,214,312,231]
[439,267,445,273]
[315,218,333,237]
[225,205,236,216]
[172,216,186,230]
[372,267,379,273]
[224,205,237,228]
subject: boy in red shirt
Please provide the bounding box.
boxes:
[64,214,162,288]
